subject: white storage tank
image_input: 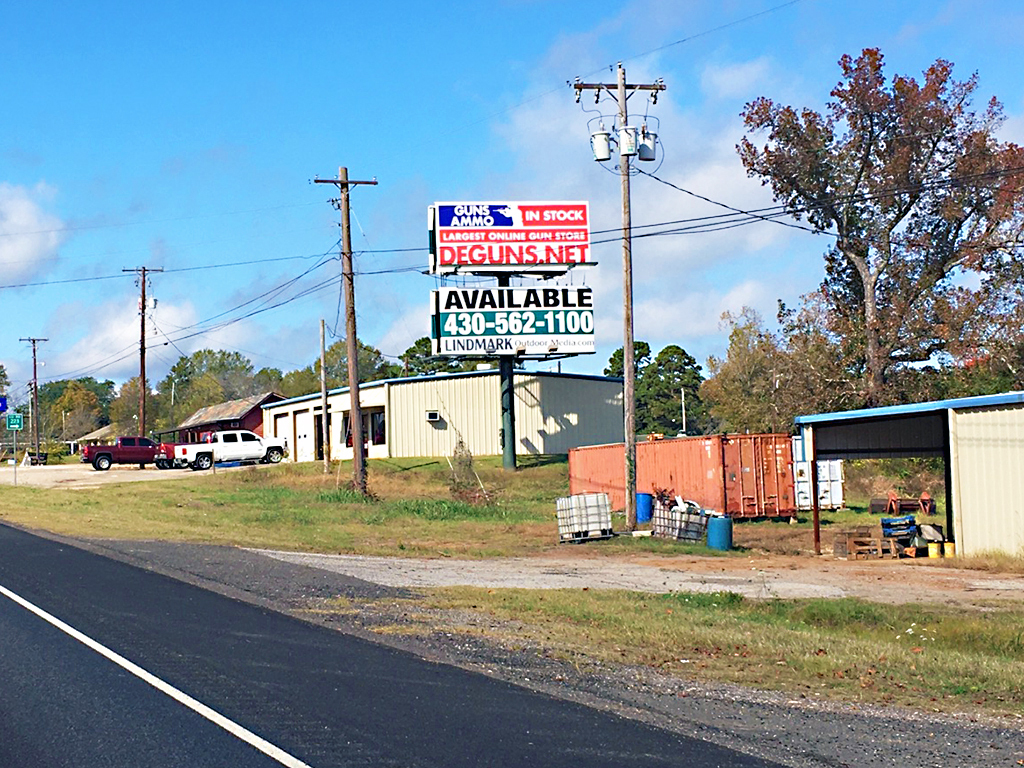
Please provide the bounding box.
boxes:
[792,434,845,510]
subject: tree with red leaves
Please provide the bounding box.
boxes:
[739,49,1024,405]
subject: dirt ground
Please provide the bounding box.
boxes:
[252,549,1024,606]
[6,463,1023,607]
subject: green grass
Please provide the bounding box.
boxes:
[0,459,565,557]
[408,587,1024,715]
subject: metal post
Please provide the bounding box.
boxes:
[498,275,516,471]
[808,426,821,556]
[681,387,686,436]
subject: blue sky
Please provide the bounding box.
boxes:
[3,0,1023,402]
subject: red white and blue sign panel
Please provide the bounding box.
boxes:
[429,201,590,274]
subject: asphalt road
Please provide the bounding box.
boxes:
[0,524,784,768]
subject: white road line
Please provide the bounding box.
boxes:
[0,582,314,768]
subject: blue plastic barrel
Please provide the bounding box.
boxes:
[636,493,653,524]
[706,515,733,551]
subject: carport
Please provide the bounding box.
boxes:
[795,392,1024,557]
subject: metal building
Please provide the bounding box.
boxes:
[262,370,623,462]
[796,392,1024,557]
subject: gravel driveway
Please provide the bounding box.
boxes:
[0,461,251,488]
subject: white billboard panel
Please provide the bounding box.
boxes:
[431,286,595,356]
[429,201,591,274]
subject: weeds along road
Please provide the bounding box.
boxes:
[0,523,783,768]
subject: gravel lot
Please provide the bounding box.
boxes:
[43,533,1021,768]
[0,461,263,488]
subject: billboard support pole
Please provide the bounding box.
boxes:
[498,275,517,471]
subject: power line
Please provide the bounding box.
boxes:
[0,200,323,239]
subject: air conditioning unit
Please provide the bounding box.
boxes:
[425,410,441,422]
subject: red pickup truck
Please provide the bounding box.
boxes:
[81,436,159,471]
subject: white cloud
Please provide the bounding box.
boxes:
[377,303,432,361]
[700,58,773,101]
[0,182,65,283]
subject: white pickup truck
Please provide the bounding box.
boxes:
[174,429,286,471]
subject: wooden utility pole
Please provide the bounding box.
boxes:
[19,336,46,461]
[320,318,330,473]
[574,63,665,530]
[314,168,377,494]
[123,266,163,436]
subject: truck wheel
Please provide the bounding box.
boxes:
[94,455,112,471]
[265,447,283,464]
[191,453,213,471]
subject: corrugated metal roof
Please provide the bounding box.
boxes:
[795,391,1024,425]
[77,423,117,441]
[263,370,624,409]
[177,392,282,429]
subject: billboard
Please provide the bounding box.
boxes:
[429,201,590,274]
[432,286,595,356]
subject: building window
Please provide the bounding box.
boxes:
[370,411,386,445]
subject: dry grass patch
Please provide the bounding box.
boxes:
[409,587,1024,717]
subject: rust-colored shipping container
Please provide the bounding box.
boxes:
[569,434,796,518]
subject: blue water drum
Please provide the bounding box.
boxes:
[636,493,653,524]
[706,515,733,551]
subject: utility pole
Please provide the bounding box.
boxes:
[574,63,665,530]
[123,266,163,436]
[314,168,377,495]
[20,337,46,461]
[320,318,330,473]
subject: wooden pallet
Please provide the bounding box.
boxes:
[835,528,900,559]
[847,536,900,560]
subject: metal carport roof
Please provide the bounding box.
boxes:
[794,391,1024,554]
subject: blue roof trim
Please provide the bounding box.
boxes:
[795,391,1024,425]
[262,369,624,409]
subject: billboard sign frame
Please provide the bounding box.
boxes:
[429,201,593,276]
[431,286,595,357]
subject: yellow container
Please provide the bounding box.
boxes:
[943,542,956,557]
[927,542,942,558]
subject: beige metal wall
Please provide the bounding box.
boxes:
[513,374,622,455]
[950,404,1024,557]
[387,374,502,458]
[265,372,624,462]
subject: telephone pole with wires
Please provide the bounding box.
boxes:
[574,63,665,531]
[123,266,163,436]
[19,336,47,462]
[314,167,377,495]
